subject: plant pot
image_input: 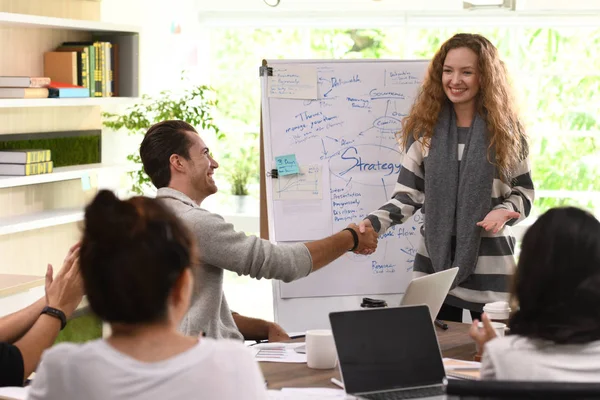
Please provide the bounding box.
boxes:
[233,195,251,214]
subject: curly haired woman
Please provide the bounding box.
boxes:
[359,33,535,322]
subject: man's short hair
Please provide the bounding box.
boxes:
[140,120,197,189]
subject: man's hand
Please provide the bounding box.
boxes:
[477,209,520,233]
[45,242,84,318]
[267,322,290,342]
[469,313,497,357]
[348,222,377,255]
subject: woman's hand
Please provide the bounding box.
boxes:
[469,313,497,356]
[45,242,84,318]
[477,209,520,233]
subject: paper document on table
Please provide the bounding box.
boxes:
[443,358,481,380]
[268,388,355,399]
[268,65,318,100]
[253,343,307,363]
[0,386,29,400]
[273,165,323,201]
[272,164,332,241]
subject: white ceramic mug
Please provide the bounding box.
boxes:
[478,321,507,338]
[305,329,338,369]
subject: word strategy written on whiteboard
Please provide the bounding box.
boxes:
[265,60,428,298]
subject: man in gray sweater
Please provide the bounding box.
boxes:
[140,120,378,341]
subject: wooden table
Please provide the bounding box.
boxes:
[0,273,44,298]
[260,321,475,390]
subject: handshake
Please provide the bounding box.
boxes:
[346,218,378,256]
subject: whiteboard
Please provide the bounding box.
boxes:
[261,59,428,330]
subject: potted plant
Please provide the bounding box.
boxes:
[102,79,223,195]
[220,133,260,213]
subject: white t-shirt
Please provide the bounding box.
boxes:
[27,338,268,400]
[482,334,600,381]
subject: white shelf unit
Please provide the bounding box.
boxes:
[0,163,138,189]
[0,11,140,102]
[0,12,140,33]
[0,208,83,236]
[0,96,137,108]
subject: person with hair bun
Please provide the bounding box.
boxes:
[27,190,268,400]
[359,33,535,321]
[471,207,600,381]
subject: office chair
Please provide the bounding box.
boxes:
[446,379,600,400]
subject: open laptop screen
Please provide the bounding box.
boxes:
[329,305,446,395]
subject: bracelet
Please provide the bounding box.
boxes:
[343,228,359,252]
[41,306,67,330]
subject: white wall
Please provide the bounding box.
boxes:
[100,0,211,166]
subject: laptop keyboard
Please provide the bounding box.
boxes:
[359,385,445,400]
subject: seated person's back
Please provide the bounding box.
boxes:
[29,336,264,399]
[473,207,600,381]
[27,190,267,400]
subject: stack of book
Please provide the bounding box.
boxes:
[47,41,116,98]
[0,77,50,99]
[0,149,53,176]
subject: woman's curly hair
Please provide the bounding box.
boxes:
[399,33,528,181]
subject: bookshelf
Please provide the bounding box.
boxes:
[0,11,140,101]
[0,163,138,189]
[0,96,137,108]
[0,208,83,236]
[0,11,139,33]
[0,2,141,292]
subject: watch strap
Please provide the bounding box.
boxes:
[41,306,67,330]
[342,227,359,252]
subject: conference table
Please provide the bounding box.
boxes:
[260,321,475,390]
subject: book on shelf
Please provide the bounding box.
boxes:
[0,76,50,88]
[62,41,113,97]
[0,161,53,176]
[55,44,93,97]
[0,149,51,164]
[43,52,78,86]
[48,82,89,98]
[0,88,49,99]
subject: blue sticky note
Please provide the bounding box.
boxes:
[81,173,91,191]
[275,154,300,176]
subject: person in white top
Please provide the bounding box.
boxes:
[470,206,600,381]
[27,190,267,400]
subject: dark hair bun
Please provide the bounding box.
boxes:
[84,190,140,244]
[80,190,195,324]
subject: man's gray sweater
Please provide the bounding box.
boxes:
[157,188,313,340]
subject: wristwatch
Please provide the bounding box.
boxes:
[41,306,67,330]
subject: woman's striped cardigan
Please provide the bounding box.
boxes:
[366,137,535,312]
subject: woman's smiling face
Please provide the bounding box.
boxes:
[442,47,481,107]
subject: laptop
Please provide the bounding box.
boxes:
[329,305,447,400]
[400,268,459,321]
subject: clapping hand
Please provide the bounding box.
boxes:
[45,242,85,318]
[349,220,378,255]
[477,209,520,233]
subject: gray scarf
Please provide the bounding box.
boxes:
[423,103,495,287]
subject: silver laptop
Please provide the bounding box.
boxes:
[329,305,447,400]
[400,268,459,321]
